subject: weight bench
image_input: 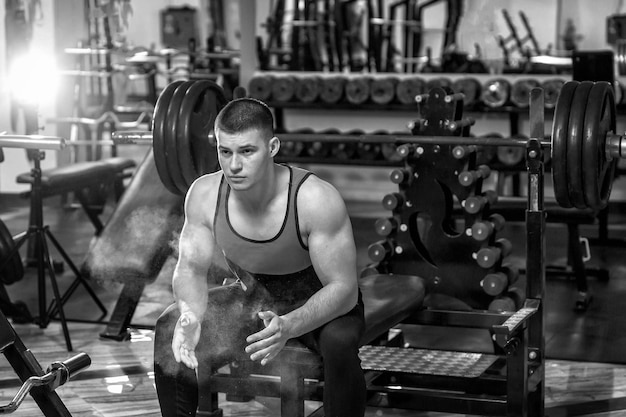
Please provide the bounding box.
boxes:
[80,149,184,340]
[200,273,426,417]
[491,195,607,311]
[16,157,137,235]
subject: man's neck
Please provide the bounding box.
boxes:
[233,163,284,213]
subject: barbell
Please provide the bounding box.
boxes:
[111,79,626,211]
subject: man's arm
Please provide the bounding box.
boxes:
[170,176,218,369]
[172,177,216,319]
[246,177,359,364]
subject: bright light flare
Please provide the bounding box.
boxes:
[7,49,59,106]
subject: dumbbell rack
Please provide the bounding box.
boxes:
[366,87,521,312]
[357,87,547,416]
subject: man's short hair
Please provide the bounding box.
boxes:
[215,97,274,138]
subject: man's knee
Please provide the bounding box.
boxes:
[318,322,361,359]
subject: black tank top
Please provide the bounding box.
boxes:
[214,165,323,305]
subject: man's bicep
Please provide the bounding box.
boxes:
[177,216,215,273]
[307,202,358,286]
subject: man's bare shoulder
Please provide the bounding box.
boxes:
[189,170,223,195]
[297,174,348,223]
[184,171,223,220]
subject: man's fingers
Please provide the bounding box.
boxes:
[261,349,280,366]
[245,333,277,355]
[246,326,274,344]
[180,346,198,370]
[250,345,275,362]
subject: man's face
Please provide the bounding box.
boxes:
[216,128,270,190]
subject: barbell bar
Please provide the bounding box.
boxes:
[111,80,626,211]
[0,135,66,150]
[112,127,626,155]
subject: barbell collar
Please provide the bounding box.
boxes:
[111,131,154,145]
[605,132,626,160]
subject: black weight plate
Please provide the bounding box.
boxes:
[152,80,184,194]
[165,81,195,195]
[582,82,616,210]
[191,83,227,175]
[178,80,227,185]
[551,81,579,208]
[566,81,594,209]
[176,81,212,186]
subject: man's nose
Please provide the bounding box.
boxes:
[230,154,242,170]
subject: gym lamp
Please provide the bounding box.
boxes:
[7,49,59,106]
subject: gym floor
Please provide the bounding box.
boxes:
[1,162,626,416]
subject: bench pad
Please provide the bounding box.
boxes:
[16,157,136,195]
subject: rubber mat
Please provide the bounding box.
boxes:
[359,345,498,378]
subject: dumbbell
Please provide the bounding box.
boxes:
[295,75,322,104]
[345,76,372,105]
[541,78,565,109]
[279,128,309,157]
[451,77,482,107]
[497,134,528,167]
[381,131,410,161]
[510,78,541,108]
[271,76,297,102]
[374,217,398,236]
[248,74,273,101]
[360,263,381,277]
[475,133,502,165]
[480,264,520,296]
[395,76,426,105]
[389,167,414,186]
[356,130,382,160]
[396,143,424,159]
[463,190,498,214]
[488,285,525,312]
[471,213,506,242]
[320,76,346,104]
[451,145,476,160]
[382,192,405,211]
[368,239,395,262]
[481,78,511,108]
[475,237,513,269]
[458,164,491,187]
[370,77,398,105]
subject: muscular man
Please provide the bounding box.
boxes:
[154,97,366,416]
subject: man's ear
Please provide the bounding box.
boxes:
[269,136,281,157]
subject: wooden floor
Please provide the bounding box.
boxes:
[2,174,626,416]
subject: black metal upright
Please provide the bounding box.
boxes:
[2,150,107,351]
[524,88,546,417]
